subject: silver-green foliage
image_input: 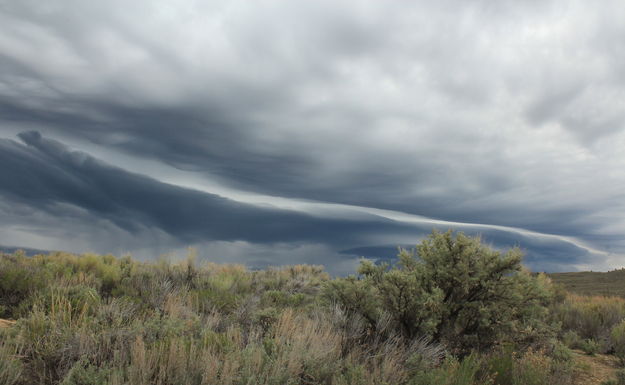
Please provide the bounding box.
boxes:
[325,230,555,353]
[0,342,22,385]
[611,320,625,363]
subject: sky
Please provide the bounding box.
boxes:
[1,0,625,274]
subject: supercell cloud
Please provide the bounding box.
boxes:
[1,0,624,273]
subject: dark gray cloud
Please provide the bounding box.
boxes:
[0,131,608,272]
[0,132,420,246]
[1,0,624,271]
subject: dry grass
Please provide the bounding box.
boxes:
[0,319,16,328]
[0,251,591,385]
[571,350,620,385]
[549,270,625,298]
[552,294,625,352]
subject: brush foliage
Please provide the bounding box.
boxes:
[0,232,581,384]
[325,230,555,354]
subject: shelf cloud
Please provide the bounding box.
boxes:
[1,0,624,273]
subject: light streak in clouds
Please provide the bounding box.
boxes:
[242,200,612,260]
[18,132,609,262]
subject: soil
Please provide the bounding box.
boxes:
[0,318,16,328]
[573,349,621,385]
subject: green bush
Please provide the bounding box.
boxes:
[409,354,487,385]
[612,321,625,363]
[60,360,112,385]
[580,338,601,355]
[0,343,22,385]
[325,230,555,353]
[486,345,515,385]
[561,330,581,349]
[0,257,48,318]
[551,341,574,363]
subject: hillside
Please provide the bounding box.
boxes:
[549,269,625,297]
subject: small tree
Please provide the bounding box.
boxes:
[325,230,555,354]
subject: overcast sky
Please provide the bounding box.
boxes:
[1,0,624,273]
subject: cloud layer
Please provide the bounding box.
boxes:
[1,0,624,272]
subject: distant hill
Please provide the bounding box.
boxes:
[0,245,53,256]
[3,244,624,299]
[549,269,625,297]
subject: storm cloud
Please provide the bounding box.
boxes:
[1,0,624,272]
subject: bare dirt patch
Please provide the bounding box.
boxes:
[0,319,16,328]
[573,349,621,385]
